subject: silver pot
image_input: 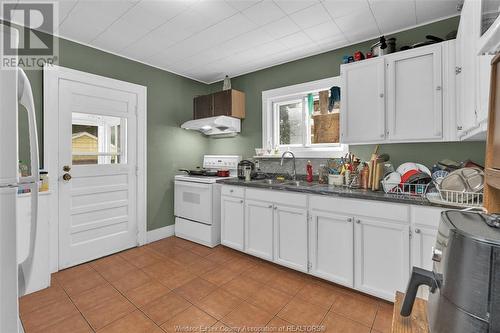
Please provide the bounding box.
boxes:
[371,37,396,56]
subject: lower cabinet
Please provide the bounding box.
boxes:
[220,195,245,250]
[309,211,354,287]
[274,205,308,272]
[245,200,274,260]
[354,217,410,300]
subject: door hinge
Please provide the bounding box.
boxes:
[455,66,462,75]
[409,229,412,239]
[457,125,463,131]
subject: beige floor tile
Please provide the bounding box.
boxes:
[330,293,378,327]
[190,243,216,257]
[81,294,135,330]
[120,247,165,268]
[57,269,107,297]
[53,264,94,284]
[142,291,192,325]
[71,283,119,312]
[265,317,294,333]
[321,312,371,333]
[205,248,238,264]
[245,263,281,284]
[222,301,274,330]
[40,314,93,333]
[156,267,197,290]
[19,282,67,315]
[185,258,220,275]
[225,257,257,274]
[210,321,235,333]
[175,277,218,302]
[266,272,307,296]
[246,285,292,315]
[277,297,329,326]
[97,310,163,333]
[161,306,218,333]
[196,289,243,320]
[124,280,170,308]
[295,282,339,309]
[372,302,394,333]
[93,256,137,282]
[222,275,262,300]
[111,269,152,293]
[169,250,204,266]
[202,266,241,286]
[20,297,79,333]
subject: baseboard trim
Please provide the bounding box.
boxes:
[146,225,175,243]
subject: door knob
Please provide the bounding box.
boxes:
[62,173,72,181]
[63,165,71,172]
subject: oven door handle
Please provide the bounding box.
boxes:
[400,267,438,317]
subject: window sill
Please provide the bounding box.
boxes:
[254,145,349,159]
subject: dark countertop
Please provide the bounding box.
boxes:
[217,178,455,208]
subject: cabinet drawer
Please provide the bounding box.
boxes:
[410,205,445,228]
[221,185,245,198]
[310,195,409,222]
[246,188,306,207]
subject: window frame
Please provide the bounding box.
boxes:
[262,76,348,158]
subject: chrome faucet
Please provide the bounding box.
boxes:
[280,151,296,181]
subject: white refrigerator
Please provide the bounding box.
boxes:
[0,25,40,333]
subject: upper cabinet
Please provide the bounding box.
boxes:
[386,45,443,141]
[340,42,455,145]
[456,0,494,140]
[340,57,386,144]
[193,89,245,120]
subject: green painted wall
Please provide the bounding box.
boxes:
[207,16,486,167]
[16,28,208,231]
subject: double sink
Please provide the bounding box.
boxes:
[254,178,322,188]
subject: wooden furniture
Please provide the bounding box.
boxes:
[193,89,245,120]
[484,54,500,213]
[392,291,429,333]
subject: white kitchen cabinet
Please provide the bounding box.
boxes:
[273,204,308,272]
[386,44,443,141]
[245,199,274,260]
[221,195,245,251]
[354,217,410,301]
[340,57,386,144]
[309,210,354,287]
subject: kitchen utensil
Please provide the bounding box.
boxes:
[432,170,449,185]
[371,36,396,56]
[354,51,365,61]
[400,169,420,184]
[328,174,343,186]
[179,168,218,176]
[382,172,401,193]
[440,167,485,193]
[412,35,444,48]
[237,160,255,179]
[397,162,419,175]
[217,170,230,177]
[415,163,432,176]
[373,161,384,191]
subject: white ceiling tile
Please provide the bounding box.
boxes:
[279,31,315,49]
[368,0,416,33]
[322,0,370,19]
[115,0,189,31]
[273,0,319,14]
[59,0,138,42]
[226,0,262,11]
[415,0,459,24]
[289,3,332,29]
[242,0,285,25]
[333,6,380,41]
[303,19,342,42]
[191,0,238,24]
[92,17,150,52]
[262,16,300,39]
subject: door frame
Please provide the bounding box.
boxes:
[43,65,147,272]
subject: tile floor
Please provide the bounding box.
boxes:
[20,236,394,333]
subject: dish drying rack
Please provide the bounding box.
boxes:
[426,183,483,208]
[381,181,431,197]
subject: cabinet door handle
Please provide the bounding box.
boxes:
[268,205,273,208]
[355,219,361,224]
[415,228,421,234]
[274,206,278,210]
[379,93,384,98]
[436,86,442,91]
[347,217,353,222]
[240,200,244,203]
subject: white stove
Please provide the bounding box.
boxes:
[174,155,241,247]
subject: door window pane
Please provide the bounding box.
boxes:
[72,112,126,165]
[277,101,303,145]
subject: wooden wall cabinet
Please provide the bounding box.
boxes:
[193,89,245,120]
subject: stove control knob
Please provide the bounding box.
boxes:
[432,247,442,262]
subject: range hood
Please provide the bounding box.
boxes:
[181,116,241,137]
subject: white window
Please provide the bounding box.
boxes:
[262,77,348,158]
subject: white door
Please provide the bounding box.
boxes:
[386,44,443,141]
[340,57,386,143]
[273,205,308,272]
[354,217,410,301]
[309,211,354,288]
[245,200,273,261]
[221,195,244,251]
[58,79,138,269]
